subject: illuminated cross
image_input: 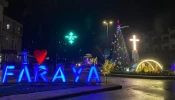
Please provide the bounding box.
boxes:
[65,32,77,44]
[130,35,139,50]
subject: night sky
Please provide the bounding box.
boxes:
[4,0,175,61]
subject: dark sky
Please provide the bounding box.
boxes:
[4,0,175,61]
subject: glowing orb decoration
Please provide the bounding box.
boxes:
[34,50,47,64]
[130,35,139,50]
[65,32,77,44]
[136,59,163,72]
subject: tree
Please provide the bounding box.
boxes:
[111,19,130,69]
[101,60,115,83]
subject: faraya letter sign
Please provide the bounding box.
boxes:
[2,50,101,83]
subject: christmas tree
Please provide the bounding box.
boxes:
[112,19,130,69]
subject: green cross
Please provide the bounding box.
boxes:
[65,32,77,44]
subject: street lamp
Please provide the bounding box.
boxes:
[103,20,113,38]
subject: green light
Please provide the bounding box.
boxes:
[65,32,77,44]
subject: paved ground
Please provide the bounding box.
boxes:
[0,84,121,100]
[67,77,175,100]
[1,69,175,100]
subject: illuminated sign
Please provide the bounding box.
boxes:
[2,51,101,83]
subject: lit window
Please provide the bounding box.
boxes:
[7,24,10,29]
[18,27,20,33]
[18,27,20,31]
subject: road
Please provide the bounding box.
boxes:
[66,77,175,100]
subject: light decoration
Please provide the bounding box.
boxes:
[145,61,155,70]
[34,65,48,82]
[22,51,28,64]
[87,66,101,83]
[71,65,84,82]
[1,51,101,83]
[2,66,15,83]
[17,65,32,82]
[34,50,47,64]
[130,35,139,50]
[52,65,66,82]
[111,19,130,67]
[136,59,163,72]
[65,32,77,44]
[17,51,31,83]
[78,63,81,66]
[171,62,175,71]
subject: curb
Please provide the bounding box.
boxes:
[41,85,122,100]
[110,74,175,80]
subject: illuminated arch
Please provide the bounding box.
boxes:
[136,59,163,72]
[145,61,154,70]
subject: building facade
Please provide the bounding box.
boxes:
[0,15,23,66]
[0,0,23,69]
[0,0,8,50]
[1,15,22,52]
[139,28,175,69]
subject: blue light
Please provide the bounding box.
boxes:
[17,65,32,83]
[52,65,66,82]
[2,66,15,83]
[22,51,28,64]
[71,65,83,82]
[34,65,48,82]
[87,65,101,83]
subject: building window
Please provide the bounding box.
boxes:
[170,34,175,39]
[154,47,159,52]
[172,44,175,49]
[12,37,15,48]
[14,41,16,49]
[163,37,169,40]
[164,46,169,51]
[6,37,9,45]
[146,48,149,51]
[145,38,149,42]
[162,37,169,43]
[7,24,10,29]
[18,27,20,34]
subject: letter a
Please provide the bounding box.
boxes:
[52,65,66,82]
[17,65,31,83]
[87,66,101,83]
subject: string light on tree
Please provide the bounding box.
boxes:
[111,19,130,68]
[65,32,77,44]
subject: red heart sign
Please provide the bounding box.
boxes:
[34,50,47,64]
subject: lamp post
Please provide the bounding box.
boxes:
[103,21,113,39]
[103,21,113,59]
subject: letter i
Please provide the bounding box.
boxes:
[22,51,28,64]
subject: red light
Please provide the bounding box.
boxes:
[117,19,120,24]
[34,50,47,64]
